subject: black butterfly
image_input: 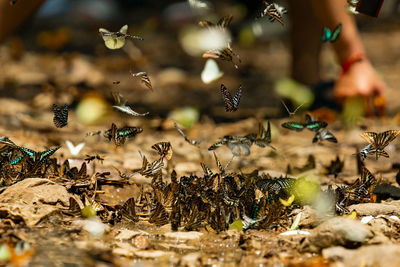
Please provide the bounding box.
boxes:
[220,84,242,112]
[312,128,337,143]
[119,197,139,222]
[254,121,275,149]
[359,130,400,160]
[52,104,68,128]
[151,142,173,160]
[282,114,327,132]
[324,156,344,178]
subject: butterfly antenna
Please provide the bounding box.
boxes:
[224,155,235,171]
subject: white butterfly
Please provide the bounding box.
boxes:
[201,59,223,84]
[112,92,149,116]
[65,140,85,156]
[99,25,143,50]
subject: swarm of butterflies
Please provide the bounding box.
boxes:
[2,1,392,231]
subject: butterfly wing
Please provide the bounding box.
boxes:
[330,23,342,43]
[359,144,372,160]
[52,104,68,128]
[360,132,377,145]
[378,130,400,148]
[120,197,139,222]
[313,129,337,143]
[65,140,85,156]
[221,84,235,112]
[232,85,242,110]
[281,122,305,131]
[305,121,327,132]
[151,142,173,160]
[321,27,332,42]
[217,14,233,28]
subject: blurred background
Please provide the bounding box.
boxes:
[0,0,400,126]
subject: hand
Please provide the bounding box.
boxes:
[333,59,386,115]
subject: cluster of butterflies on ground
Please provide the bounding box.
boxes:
[1,121,399,230]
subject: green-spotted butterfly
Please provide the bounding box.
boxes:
[322,24,342,43]
[281,114,327,132]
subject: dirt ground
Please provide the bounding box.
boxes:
[1,1,400,266]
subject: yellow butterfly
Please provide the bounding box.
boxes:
[99,25,143,50]
[279,194,295,206]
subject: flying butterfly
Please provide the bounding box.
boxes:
[99,25,143,50]
[281,114,327,132]
[130,71,153,91]
[52,104,68,128]
[198,14,233,29]
[220,84,242,112]
[359,130,400,160]
[111,91,149,116]
[203,47,241,69]
[174,122,201,146]
[312,128,338,143]
[119,197,139,222]
[85,154,104,164]
[261,1,288,26]
[254,121,275,149]
[322,24,342,43]
[65,140,85,156]
[151,142,173,160]
[208,134,255,156]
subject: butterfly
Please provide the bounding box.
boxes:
[111,92,149,116]
[220,84,242,112]
[149,202,169,226]
[9,0,17,5]
[261,1,288,26]
[139,155,164,178]
[99,25,143,50]
[63,197,82,216]
[151,142,173,160]
[359,130,400,160]
[188,0,210,10]
[52,104,68,128]
[174,122,201,146]
[85,154,104,164]
[130,71,153,91]
[312,128,338,143]
[65,140,85,156]
[281,114,327,132]
[203,47,241,69]
[254,121,275,149]
[281,99,304,117]
[198,14,233,29]
[343,166,377,202]
[112,81,120,85]
[119,197,139,222]
[15,146,60,165]
[322,24,342,43]
[208,134,255,156]
[324,156,344,178]
[104,123,143,146]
